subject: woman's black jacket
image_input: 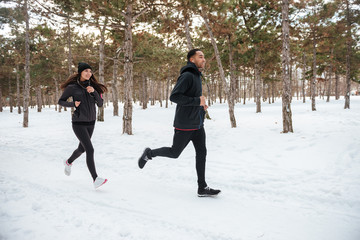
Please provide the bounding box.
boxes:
[58,81,103,123]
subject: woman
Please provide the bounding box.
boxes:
[58,62,108,189]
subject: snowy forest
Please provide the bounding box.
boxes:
[1,1,360,240]
[0,0,359,133]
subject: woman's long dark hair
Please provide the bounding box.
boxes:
[60,73,108,94]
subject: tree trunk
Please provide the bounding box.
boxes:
[184,12,194,51]
[0,85,3,112]
[53,77,59,111]
[123,5,134,135]
[200,9,236,127]
[23,0,31,127]
[36,85,42,112]
[295,66,299,100]
[150,79,155,106]
[281,0,293,133]
[262,82,266,103]
[205,78,211,107]
[67,16,73,115]
[254,46,262,112]
[335,70,339,100]
[243,68,246,105]
[112,55,119,116]
[67,17,73,75]
[344,0,351,109]
[237,75,241,103]
[8,77,13,113]
[311,12,317,111]
[289,58,293,101]
[218,80,222,103]
[97,17,108,121]
[271,80,275,103]
[46,94,50,108]
[159,80,163,107]
[302,53,306,103]
[16,65,21,114]
[166,72,170,108]
[228,36,237,127]
[252,71,255,101]
[326,48,334,102]
[142,72,148,109]
[120,2,149,134]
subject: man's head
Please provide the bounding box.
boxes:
[187,49,206,71]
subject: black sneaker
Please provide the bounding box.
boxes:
[197,186,221,197]
[138,148,152,169]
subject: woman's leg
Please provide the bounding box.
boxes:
[67,142,85,164]
[72,124,98,181]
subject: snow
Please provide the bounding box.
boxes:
[1,97,360,240]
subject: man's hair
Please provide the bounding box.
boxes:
[187,49,201,62]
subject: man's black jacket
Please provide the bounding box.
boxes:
[170,62,205,130]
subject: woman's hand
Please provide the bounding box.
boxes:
[86,86,95,93]
[75,101,81,107]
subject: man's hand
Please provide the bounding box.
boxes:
[200,96,206,106]
[204,105,208,111]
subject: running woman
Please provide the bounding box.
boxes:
[58,62,108,189]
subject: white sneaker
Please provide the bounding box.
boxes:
[64,160,72,176]
[94,177,107,189]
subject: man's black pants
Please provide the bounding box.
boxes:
[151,127,207,188]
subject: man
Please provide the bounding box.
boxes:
[138,49,221,197]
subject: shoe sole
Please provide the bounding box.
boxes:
[197,193,221,197]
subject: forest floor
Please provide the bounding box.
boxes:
[1,96,360,240]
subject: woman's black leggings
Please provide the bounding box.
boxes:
[67,124,98,181]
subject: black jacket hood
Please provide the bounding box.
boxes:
[180,62,201,76]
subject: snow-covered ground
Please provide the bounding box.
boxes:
[1,97,360,240]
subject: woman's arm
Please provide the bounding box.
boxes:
[92,90,103,107]
[58,86,76,108]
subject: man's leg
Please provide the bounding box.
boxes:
[151,129,193,159]
[192,127,221,196]
[191,127,207,189]
[138,129,193,169]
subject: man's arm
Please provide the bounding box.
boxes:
[169,72,201,106]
